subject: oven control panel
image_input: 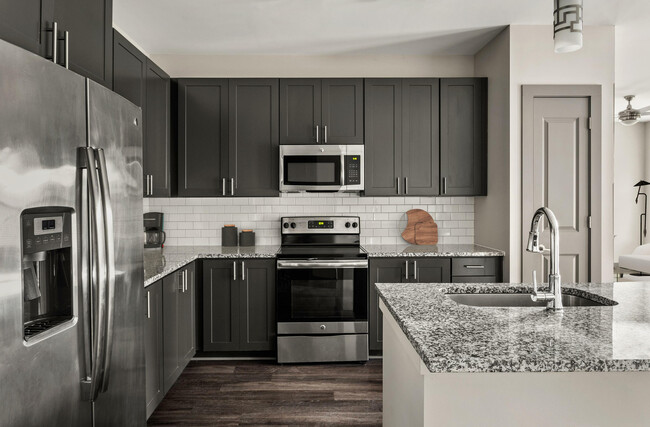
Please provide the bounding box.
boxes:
[282,216,360,234]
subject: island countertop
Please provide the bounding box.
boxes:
[144,245,279,286]
[376,282,650,373]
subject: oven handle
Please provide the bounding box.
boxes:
[277,259,368,269]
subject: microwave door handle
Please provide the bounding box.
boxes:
[340,154,345,187]
[96,148,116,393]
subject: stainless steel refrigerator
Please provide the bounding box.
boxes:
[0,39,145,426]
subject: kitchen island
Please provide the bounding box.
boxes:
[376,282,650,427]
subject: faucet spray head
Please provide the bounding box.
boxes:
[526,232,540,253]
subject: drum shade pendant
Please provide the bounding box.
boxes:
[553,0,583,53]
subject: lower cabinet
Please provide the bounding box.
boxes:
[145,262,196,419]
[203,259,276,352]
[369,256,503,352]
[144,279,163,419]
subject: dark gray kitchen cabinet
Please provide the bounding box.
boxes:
[203,259,276,352]
[112,30,146,108]
[0,0,112,87]
[364,79,439,196]
[177,78,230,197]
[162,263,196,394]
[440,78,487,196]
[280,78,363,145]
[145,280,163,419]
[145,60,171,197]
[451,256,502,283]
[228,79,279,197]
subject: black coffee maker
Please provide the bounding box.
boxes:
[144,212,166,248]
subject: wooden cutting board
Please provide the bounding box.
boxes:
[401,209,438,245]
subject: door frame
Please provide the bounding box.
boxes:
[521,85,602,282]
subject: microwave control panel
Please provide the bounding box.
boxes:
[345,155,361,185]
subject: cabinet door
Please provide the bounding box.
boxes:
[178,263,196,366]
[279,78,321,144]
[440,78,487,196]
[369,258,407,351]
[229,79,279,197]
[238,259,276,351]
[401,79,440,196]
[145,60,171,197]
[53,0,112,87]
[364,79,402,196]
[321,79,364,144]
[145,281,163,419]
[112,30,146,108]
[162,270,181,393]
[177,79,229,197]
[0,0,50,56]
[411,258,451,283]
[203,260,239,351]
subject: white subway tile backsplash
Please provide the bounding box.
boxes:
[147,194,474,246]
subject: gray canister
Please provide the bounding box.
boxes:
[222,225,238,246]
[239,230,255,246]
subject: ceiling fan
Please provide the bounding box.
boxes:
[618,95,650,126]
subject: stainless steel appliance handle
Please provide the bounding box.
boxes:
[233,261,237,280]
[230,177,234,196]
[81,147,108,402]
[315,125,319,143]
[464,265,485,269]
[340,154,345,187]
[77,150,92,400]
[405,260,408,280]
[413,260,417,281]
[404,176,408,195]
[61,30,69,69]
[396,177,400,195]
[241,261,245,280]
[277,259,369,269]
[146,291,151,319]
[46,22,58,64]
[324,125,328,143]
[96,148,116,393]
[222,178,226,196]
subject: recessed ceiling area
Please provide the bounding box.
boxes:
[113,0,650,112]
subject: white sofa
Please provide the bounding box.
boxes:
[619,244,650,274]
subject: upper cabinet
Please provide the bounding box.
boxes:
[176,78,279,197]
[364,78,439,196]
[113,30,171,197]
[0,0,112,87]
[440,78,487,196]
[365,77,486,197]
[280,78,363,145]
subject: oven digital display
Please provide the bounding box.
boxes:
[308,220,334,229]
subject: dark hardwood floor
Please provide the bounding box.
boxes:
[148,360,382,426]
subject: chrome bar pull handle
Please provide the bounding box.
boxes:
[233,261,237,281]
[150,174,154,195]
[241,261,245,281]
[146,291,151,319]
[46,22,58,64]
[323,125,328,143]
[442,177,447,195]
[396,177,400,195]
[61,30,69,69]
[413,260,417,281]
[222,178,226,196]
[230,178,234,196]
[404,177,408,195]
[404,260,409,280]
[315,125,320,143]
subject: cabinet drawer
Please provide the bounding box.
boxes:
[452,257,497,277]
[451,275,497,284]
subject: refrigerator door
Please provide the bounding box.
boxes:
[86,79,145,426]
[0,40,91,425]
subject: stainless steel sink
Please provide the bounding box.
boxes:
[446,293,610,308]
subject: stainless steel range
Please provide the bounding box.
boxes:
[276,216,369,363]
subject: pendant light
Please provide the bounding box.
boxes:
[553,0,583,53]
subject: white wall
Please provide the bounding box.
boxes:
[509,25,616,282]
[474,28,511,280]
[614,123,648,260]
[149,54,474,78]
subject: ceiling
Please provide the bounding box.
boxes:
[113,0,650,115]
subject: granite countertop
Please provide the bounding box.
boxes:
[376,281,650,373]
[363,243,504,257]
[144,245,279,286]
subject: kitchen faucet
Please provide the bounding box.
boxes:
[526,207,563,311]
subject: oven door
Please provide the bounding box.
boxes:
[276,259,368,324]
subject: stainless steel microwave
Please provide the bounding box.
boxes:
[279,145,364,192]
